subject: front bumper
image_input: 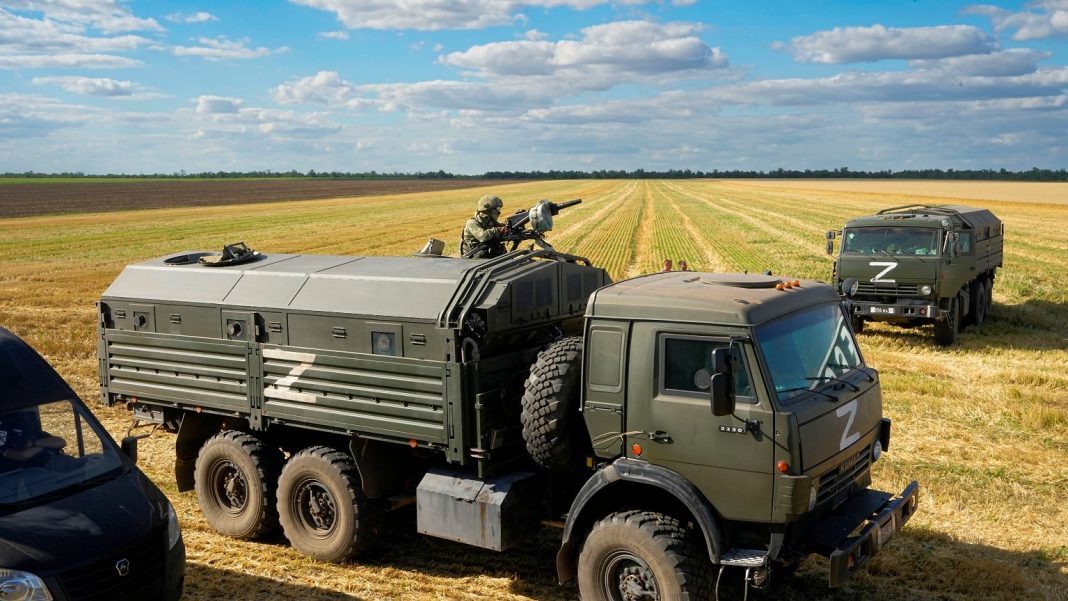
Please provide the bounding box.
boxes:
[807,480,919,587]
[852,301,941,321]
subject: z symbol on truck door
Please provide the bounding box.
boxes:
[869,261,898,284]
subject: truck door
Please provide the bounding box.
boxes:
[625,323,776,523]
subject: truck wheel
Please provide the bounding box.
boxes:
[578,511,711,601]
[985,278,995,318]
[972,280,987,327]
[521,336,588,470]
[850,315,865,334]
[277,446,384,562]
[933,298,959,347]
[194,430,282,540]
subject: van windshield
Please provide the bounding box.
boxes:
[842,227,940,256]
[0,399,125,506]
[756,303,863,405]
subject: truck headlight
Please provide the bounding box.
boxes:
[920,285,933,296]
[165,502,182,550]
[0,569,54,601]
[872,440,883,463]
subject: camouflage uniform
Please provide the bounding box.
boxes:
[460,195,507,258]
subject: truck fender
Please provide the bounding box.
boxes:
[174,411,224,492]
[555,458,723,584]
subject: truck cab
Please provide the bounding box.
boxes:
[559,273,917,593]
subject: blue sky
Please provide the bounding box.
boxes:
[0,0,1065,174]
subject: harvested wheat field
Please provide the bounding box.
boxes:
[1,179,1065,601]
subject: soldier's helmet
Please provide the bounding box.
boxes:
[477,195,503,215]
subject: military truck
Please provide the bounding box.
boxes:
[97,241,917,598]
[827,204,1003,346]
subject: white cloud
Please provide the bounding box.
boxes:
[909,48,1052,76]
[439,21,727,87]
[964,1,1068,40]
[273,71,359,105]
[165,11,219,24]
[32,75,134,96]
[0,6,154,69]
[1,0,162,33]
[701,67,1068,107]
[780,24,996,63]
[172,36,289,60]
[195,95,243,114]
[288,0,652,31]
[317,30,349,40]
[0,92,96,138]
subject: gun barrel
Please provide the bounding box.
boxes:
[550,198,581,214]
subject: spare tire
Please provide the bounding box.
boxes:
[521,336,588,470]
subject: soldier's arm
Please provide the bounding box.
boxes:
[467,221,504,243]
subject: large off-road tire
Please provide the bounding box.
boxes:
[194,430,282,540]
[577,511,712,601]
[521,336,587,470]
[933,297,960,347]
[972,279,988,327]
[985,278,995,318]
[277,446,384,563]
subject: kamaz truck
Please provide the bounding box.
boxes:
[827,204,1003,346]
[96,239,917,599]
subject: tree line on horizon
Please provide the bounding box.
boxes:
[3,166,1066,181]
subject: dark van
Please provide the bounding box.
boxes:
[0,327,184,601]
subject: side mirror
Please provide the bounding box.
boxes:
[826,239,834,255]
[121,436,138,464]
[826,230,836,240]
[710,347,735,417]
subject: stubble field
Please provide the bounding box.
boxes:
[1,179,1066,600]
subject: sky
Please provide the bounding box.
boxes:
[0,0,1066,174]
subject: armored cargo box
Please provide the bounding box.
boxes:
[98,248,608,472]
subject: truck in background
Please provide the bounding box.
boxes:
[96,235,917,599]
[827,204,1003,346]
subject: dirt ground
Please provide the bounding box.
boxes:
[0,179,517,218]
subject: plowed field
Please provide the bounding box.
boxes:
[0,178,515,218]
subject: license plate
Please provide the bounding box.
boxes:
[878,518,896,546]
[869,307,895,314]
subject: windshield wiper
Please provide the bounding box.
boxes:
[805,375,859,392]
[825,362,875,382]
[777,386,839,402]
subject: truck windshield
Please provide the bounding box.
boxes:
[0,399,125,507]
[842,227,940,256]
[756,303,863,405]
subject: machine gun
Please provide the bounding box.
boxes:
[461,198,581,258]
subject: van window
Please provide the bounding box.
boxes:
[0,400,124,506]
[659,336,755,402]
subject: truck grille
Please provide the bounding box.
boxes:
[57,528,165,601]
[816,446,871,508]
[856,283,919,297]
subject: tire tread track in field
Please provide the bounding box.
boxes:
[652,181,731,273]
[625,182,655,279]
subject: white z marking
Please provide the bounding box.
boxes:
[836,399,861,450]
[869,261,898,284]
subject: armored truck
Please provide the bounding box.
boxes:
[97,247,917,598]
[827,204,1003,346]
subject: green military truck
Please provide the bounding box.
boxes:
[827,204,1004,346]
[97,243,917,598]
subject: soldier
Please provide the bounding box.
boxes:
[460,195,510,258]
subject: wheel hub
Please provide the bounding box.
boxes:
[618,565,658,600]
[213,460,247,512]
